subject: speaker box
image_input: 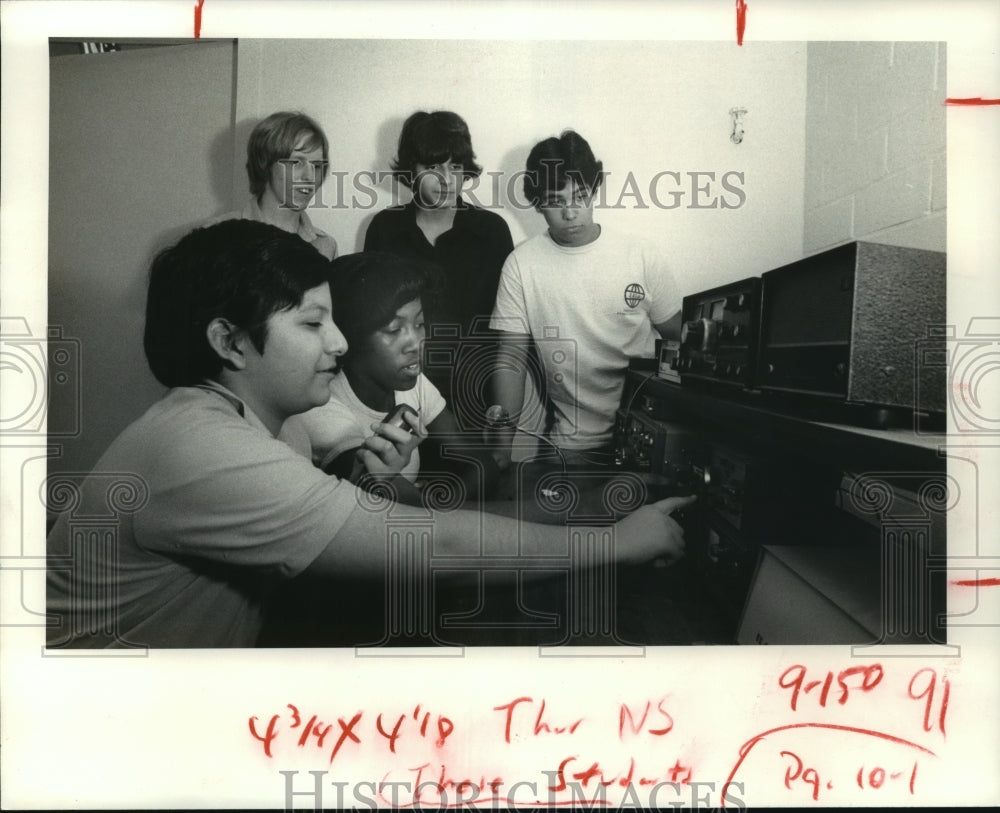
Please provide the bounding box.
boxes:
[757,242,946,414]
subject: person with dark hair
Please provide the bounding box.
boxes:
[46,220,691,648]
[209,110,337,259]
[281,251,499,503]
[364,111,513,430]
[520,129,605,209]
[490,130,680,468]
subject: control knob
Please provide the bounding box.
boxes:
[680,318,719,352]
[724,293,750,311]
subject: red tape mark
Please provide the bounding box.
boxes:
[736,0,748,46]
[945,97,1000,105]
[195,0,206,39]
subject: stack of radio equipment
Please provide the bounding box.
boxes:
[670,240,947,421]
[613,241,946,643]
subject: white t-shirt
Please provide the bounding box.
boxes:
[285,372,447,479]
[490,228,678,450]
[46,383,361,648]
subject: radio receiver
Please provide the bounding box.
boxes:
[676,277,762,388]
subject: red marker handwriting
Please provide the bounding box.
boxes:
[782,748,920,801]
[618,697,674,738]
[194,0,205,39]
[548,755,692,791]
[779,663,884,710]
[493,697,584,744]
[778,663,949,738]
[249,704,362,763]
[908,668,950,736]
[407,763,504,799]
[376,705,454,752]
[722,722,937,807]
[736,0,748,46]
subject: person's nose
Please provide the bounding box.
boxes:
[402,324,422,353]
[295,160,318,183]
[324,321,348,357]
[562,204,578,222]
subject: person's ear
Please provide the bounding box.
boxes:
[206,318,249,371]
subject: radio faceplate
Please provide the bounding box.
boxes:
[677,277,762,388]
[612,401,848,641]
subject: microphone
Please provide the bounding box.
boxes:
[485,404,570,503]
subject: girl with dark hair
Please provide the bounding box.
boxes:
[282,251,499,504]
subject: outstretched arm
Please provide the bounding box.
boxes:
[305,493,696,581]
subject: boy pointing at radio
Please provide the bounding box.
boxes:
[46,220,691,648]
[490,130,680,467]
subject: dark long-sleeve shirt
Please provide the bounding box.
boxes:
[364,200,514,430]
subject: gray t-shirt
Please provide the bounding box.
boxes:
[46,384,360,648]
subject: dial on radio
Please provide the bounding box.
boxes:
[676,277,761,385]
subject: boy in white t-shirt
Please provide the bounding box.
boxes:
[490,130,680,467]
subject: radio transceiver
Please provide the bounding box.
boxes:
[676,277,761,389]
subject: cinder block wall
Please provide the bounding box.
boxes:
[804,42,946,253]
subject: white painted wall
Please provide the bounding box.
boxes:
[804,41,946,253]
[232,39,808,292]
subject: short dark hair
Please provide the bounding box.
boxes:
[329,252,439,363]
[523,130,604,207]
[144,220,333,387]
[245,111,330,201]
[390,111,483,189]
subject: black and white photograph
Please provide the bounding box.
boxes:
[2,1,998,809]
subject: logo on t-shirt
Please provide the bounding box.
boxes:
[624,282,645,308]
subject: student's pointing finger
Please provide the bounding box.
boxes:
[652,494,697,515]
